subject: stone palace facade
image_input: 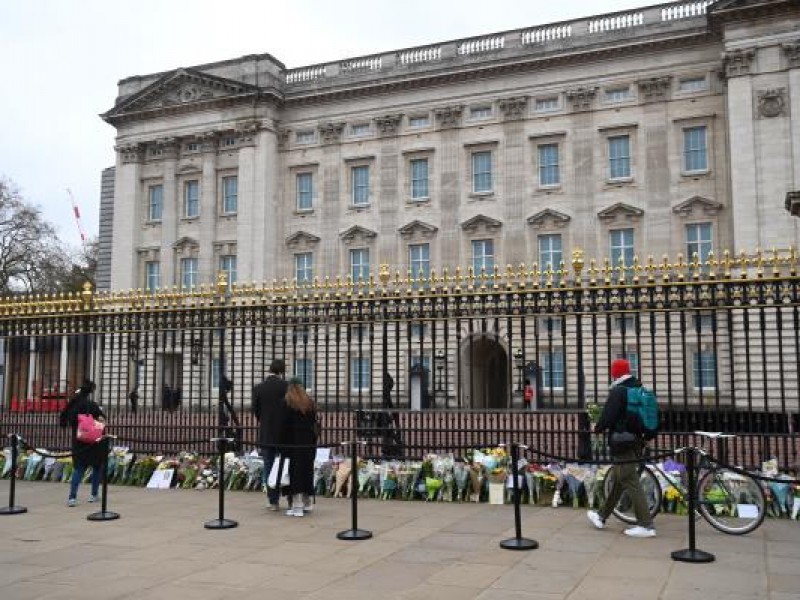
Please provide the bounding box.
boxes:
[99,0,800,294]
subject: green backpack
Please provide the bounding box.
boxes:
[626,386,660,440]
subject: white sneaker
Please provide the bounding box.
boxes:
[586,510,605,530]
[624,526,656,538]
[67,498,77,507]
[285,508,304,517]
[88,495,97,503]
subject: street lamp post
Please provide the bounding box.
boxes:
[514,348,524,392]
[434,349,445,392]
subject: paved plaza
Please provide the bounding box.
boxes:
[1,480,798,600]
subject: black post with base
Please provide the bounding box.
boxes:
[671,446,714,563]
[87,436,120,522]
[336,440,372,541]
[204,437,238,530]
[499,442,538,551]
[0,433,27,516]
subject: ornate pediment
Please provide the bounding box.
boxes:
[672,196,724,217]
[398,220,439,240]
[339,225,377,245]
[460,214,502,234]
[172,236,199,255]
[286,231,321,250]
[597,202,644,223]
[104,68,263,124]
[526,208,572,230]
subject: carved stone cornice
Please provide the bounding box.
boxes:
[783,41,800,69]
[318,122,345,145]
[277,128,290,149]
[151,137,179,160]
[565,87,597,112]
[637,76,672,103]
[498,96,528,121]
[597,202,644,223]
[116,143,145,164]
[235,120,261,146]
[526,208,571,230]
[198,131,219,153]
[212,240,237,256]
[672,196,724,218]
[722,48,756,78]
[286,231,321,250]
[172,236,200,255]
[398,220,438,240]
[374,114,403,136]
[786,191,800,218]
[339,225,377,245]
[434,105,463,129]
[757,88,787,119]
[460,214,502,234]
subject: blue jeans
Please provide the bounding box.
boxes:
[261,446,279,505]
[69,462,101,500]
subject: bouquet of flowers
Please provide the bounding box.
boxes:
[129,456,159,487]
[663,485,685,514]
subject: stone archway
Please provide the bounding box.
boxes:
[460,336,509,409]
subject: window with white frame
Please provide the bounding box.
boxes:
[470,106,492,119]
[296,130,315,144]
[608,135,631,179]
[679,77,707,93]
[219,255,237,287]
[538,234,562,273]
[351,165,370,205]
[535,97,559,112]
[471,239,494,273]
[181,257,198,290]
[538,143,560,187]
[686,222,712,264]
[409,115,430,128]
[350,248,369,282]
[184,180,199,218]
[294,358,313,389]
[211,357,222,389]
[351,123,370,137]
[410,354,432,391]
[610,228,634,268]
[145,261,160,292]
[693,350,716,390]
[350,357,371,392]
[296,172,313,211]
[223,137,236,147]
[294,252,313,283]
[613,315,636,333]
[410,158,429,200]
[542,351,565,389]
[683,126,708,172]
[472,151,493,193]
[148,184,163,221]
[409,243,430,281]
[410,323,427,339]
[692,313,714,332]
[605,87,631,103]
[222,176,238,214]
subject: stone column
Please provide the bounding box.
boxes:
[434,106,463,266]
[499,97,528,264]
[199,133,218,282]
[158,140,179,286]
[724,49,760,251]
[566,88,597,255]
[376,115,403,267]
[319,122,345,276]
[110,144,144,290]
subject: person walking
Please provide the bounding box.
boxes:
[587,359,656,538]
[252,358,288,511]
[59,380,105,507]
[281,379,319,517]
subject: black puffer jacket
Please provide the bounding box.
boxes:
[59,390,106,467]
[594,375,643,454]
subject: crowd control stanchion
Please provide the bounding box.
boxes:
[0,433,27,516]
[88,435,120,522]
[671,447,714,564]
[337,440,372,541]
[499,442,538,551]
[205,437,238,530]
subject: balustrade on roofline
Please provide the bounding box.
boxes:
[283,1,713,86]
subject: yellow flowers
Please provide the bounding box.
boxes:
[664,486,683,502]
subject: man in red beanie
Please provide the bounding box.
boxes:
[587,358,656,538]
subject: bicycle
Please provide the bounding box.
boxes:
[604,431,767,535]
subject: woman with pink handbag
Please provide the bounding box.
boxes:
[59,380,106,507]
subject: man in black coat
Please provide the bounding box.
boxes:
[586,359,656,538]
[252,358,288,510]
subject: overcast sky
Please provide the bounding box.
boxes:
[1,0,646,247]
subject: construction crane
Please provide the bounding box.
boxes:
[66,188,88,250]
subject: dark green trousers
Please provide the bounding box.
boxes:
[598,447,653,528]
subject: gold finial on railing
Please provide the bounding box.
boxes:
[492,264,501,291]
[215,271,228,296]
[530,262,540,289]
[788,246,797,276]
[544,264,554,288]
[602,257,613,285]
[505,264,514,291]
[645,255,656,283]
[674,253,687,282]
[466,265,475,291]
[660,254,671,283]
[571,248,584,282]
[690,252,701,281]
[588,258,599,286]
[632,255,642,284]
[453,266,462,293]
[739,250,749,279]
[770,248,780,277]
[379,263,390,288]
[518,262,527,289]
[755,247,764,278]
[558,260,568,288]
[706,251,717,280]
[721,250,733,279]
[81,281,93,309]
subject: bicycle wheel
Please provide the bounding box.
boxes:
[604,466,662,525]
[697,468,766,535]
